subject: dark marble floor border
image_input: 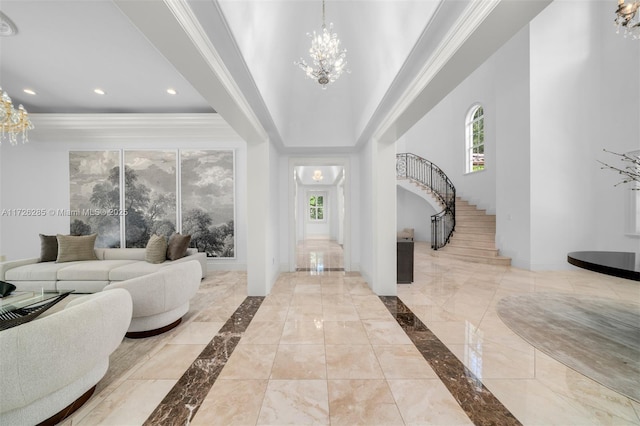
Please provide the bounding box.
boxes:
[143,296,264,425]
[295,267,345,272]
[380,296,522,426]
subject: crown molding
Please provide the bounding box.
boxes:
[165,0,269,143]
[372,0,500,143]
[28,113,244,142]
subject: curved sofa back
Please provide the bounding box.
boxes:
[0,289,132,415]
[103,260,202,318]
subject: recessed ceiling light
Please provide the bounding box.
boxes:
[166,88,178,95]
[94,88,106,95]
[23,89,36,95]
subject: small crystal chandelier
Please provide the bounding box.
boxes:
[295,0,349,88]
[615,0,640,39]
[0,87,34,145]
[312,170,324,182]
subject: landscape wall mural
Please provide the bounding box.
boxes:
[69,150,235,257]
[181,150,235,258]
[124,150,177,248]
[69,151,121,248]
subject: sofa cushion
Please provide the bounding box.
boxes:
[108,262,166,281]
[56,260,137,281]
[56,234,99,263]
[39,234,58,262]
[145,235,168,264]
[5,262,83,281]
[56,280,111,293]
[166,233,191,261]
[100,248,146,261]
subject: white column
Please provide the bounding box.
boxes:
[371,138,397,296]
[246,141,271,296]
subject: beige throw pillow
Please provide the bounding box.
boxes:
[166,233,191,261]
[56,234,99,263]
[145,234,168,264]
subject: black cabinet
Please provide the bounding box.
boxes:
[397,239,414,284]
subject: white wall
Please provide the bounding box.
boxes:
[398,49,498,214]
[266,141,280,287]
[396,186,435,242]
[358,139,374,284]
[0,115,249,272]
[530,1,640,269]
[494,27,532,269]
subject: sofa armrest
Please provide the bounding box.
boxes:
[169,251,207,278]
[0,258,39,280]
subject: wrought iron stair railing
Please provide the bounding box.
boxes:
[396,153,456,250]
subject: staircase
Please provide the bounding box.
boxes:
[432,197,511,266]
[396,153,511,266]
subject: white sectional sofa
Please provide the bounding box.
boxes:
[0,248,207,293]
[104,260,202,338]
[0,289,132,425]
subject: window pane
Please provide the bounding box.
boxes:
[309,196,316,207]
[317,196,323,206]
[318,208,323,220]
[310,207,316,220]
[474,106,483,120]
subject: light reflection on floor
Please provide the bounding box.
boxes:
[296,239,344,273]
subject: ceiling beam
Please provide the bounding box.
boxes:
[367,0,552,146]
[113,0,268,145]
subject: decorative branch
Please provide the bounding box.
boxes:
[598,149,640,189]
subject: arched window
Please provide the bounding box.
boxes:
[465,104,484,173]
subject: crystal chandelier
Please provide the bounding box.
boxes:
[0,87,34,145]
[296,0,349,88]
[615,0,640,39]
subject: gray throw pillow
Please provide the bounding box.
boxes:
[166,233,191,261]
[39,234,58,262]
[145,234,168,264]
[56,234,99,263]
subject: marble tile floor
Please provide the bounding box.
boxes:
[60,241,640,425]
[296,238,344,272]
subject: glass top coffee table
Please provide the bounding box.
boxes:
[0,290,73,331]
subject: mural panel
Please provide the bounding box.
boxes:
[69,151,121,248]
[181,150,235,258]
[124,150,177,248]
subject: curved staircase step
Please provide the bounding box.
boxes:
[431,250,512,266]
[438,245,499,257]
[447,239,496,249]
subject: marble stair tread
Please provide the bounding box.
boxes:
[455,224,497,232]
[438,245,499,257]
[447,239,497,249]
[431,250,512,266]
[450,232,495,242]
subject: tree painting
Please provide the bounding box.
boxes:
[181,150,235,258]
[69,149,235,257]
[124,151,177,247]
[69,151,121,248]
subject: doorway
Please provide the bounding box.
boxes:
[288,158,350,272]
